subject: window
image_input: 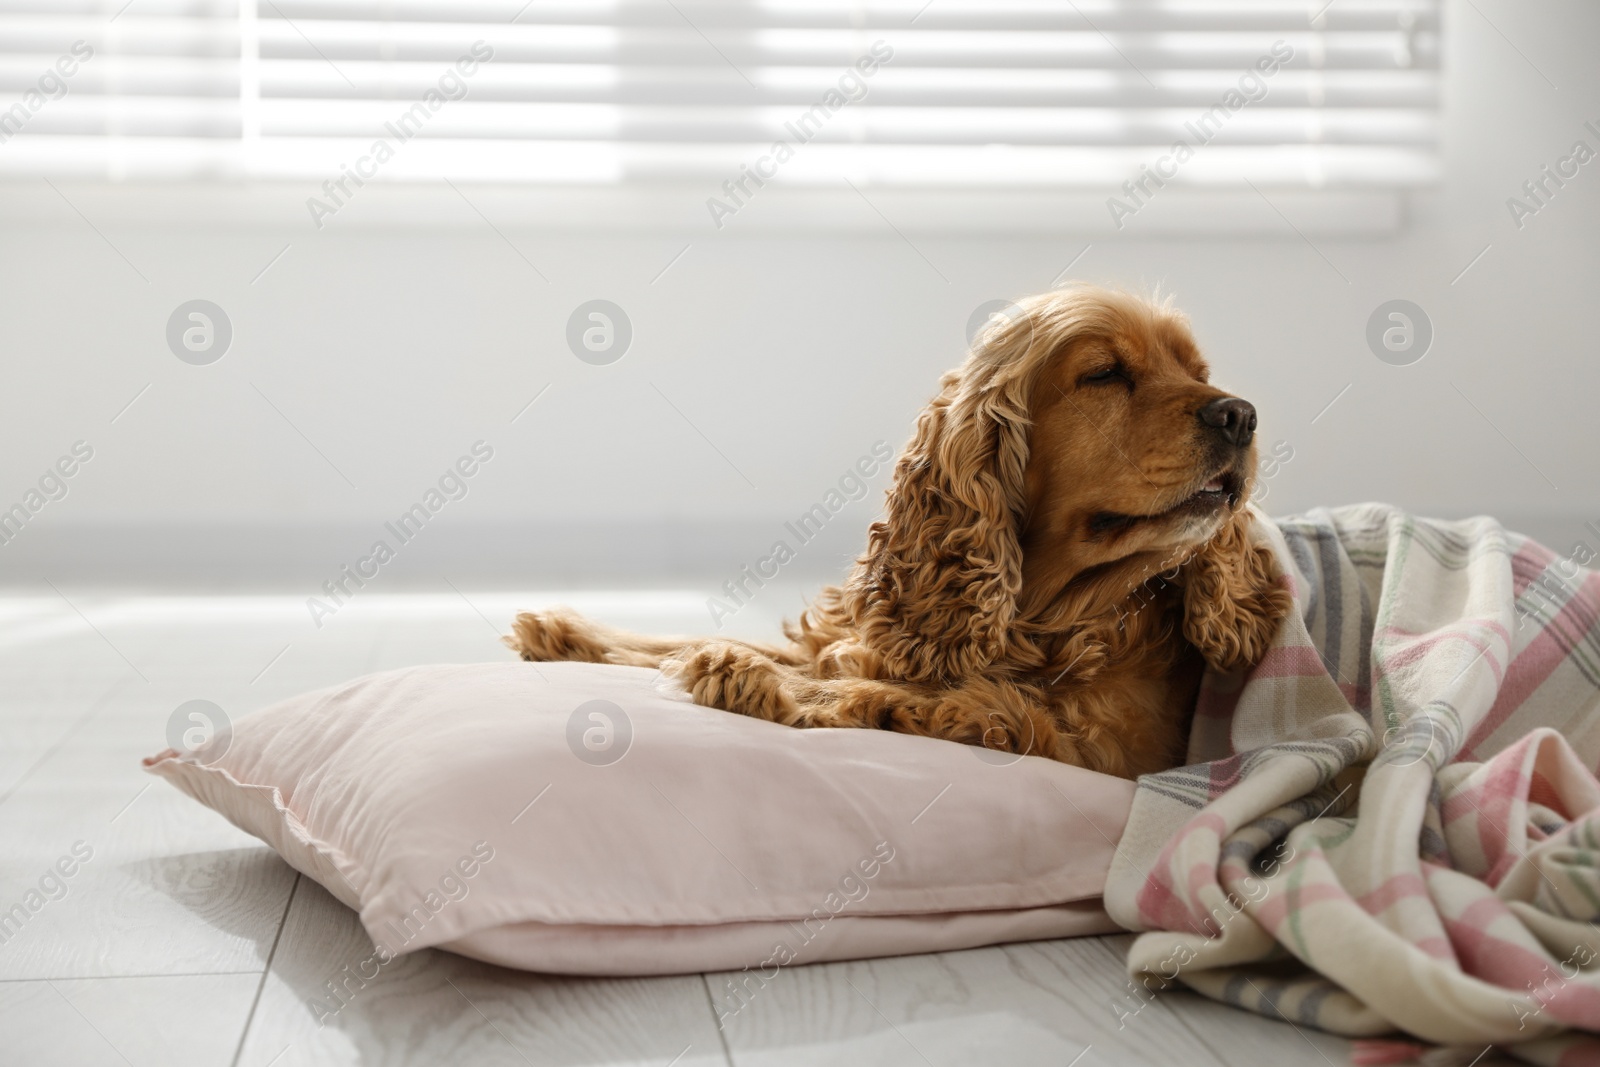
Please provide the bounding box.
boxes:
[0,1,1441,227]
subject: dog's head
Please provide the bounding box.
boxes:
[1012,288,1258,610]
[845,285,1283,683]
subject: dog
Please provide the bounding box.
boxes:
[506,286,1291,779]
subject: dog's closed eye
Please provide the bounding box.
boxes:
[1079,362,1131,387]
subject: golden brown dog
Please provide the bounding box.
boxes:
[506,286,1290,779]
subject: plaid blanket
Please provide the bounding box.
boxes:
[1104,503,1600,1066]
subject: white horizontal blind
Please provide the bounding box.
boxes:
[0,0,1440,187]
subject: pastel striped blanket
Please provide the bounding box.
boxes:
[1104,503,1600,1066]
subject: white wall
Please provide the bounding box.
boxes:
[1,0,1597,586]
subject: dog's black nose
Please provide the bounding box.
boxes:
[1198,397,1257,447]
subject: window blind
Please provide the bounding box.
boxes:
[0,0,1440,189]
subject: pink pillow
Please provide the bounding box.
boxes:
[143,661,1134,976]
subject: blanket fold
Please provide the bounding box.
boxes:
[1106,504,1600,1065]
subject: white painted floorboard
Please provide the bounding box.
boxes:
[0,587,1359,1067]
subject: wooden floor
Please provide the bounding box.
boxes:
[0,585,1358,1067]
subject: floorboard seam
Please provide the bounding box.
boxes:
[1088,934,1243,1066]
[229,872,301,1067]
[0,970,265,984]
[697,973,736,1066]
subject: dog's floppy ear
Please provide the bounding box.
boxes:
[1178,504,1291,672]
[842,343,1034,684]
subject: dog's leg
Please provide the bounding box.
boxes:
[882,677,1191,777]
[505,608,806,670]
[665,645,1079,765]
[504,608,679,667]
[846,677,1070,763]
[658,641,803,722]
[665,643,1186,777]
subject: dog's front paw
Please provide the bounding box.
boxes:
[503,609,604,663]
[663,643,797,724]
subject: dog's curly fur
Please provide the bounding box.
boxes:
[506,286,1291,779]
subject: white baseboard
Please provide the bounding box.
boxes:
[0,519,870,591]
[2,510,1589,592]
